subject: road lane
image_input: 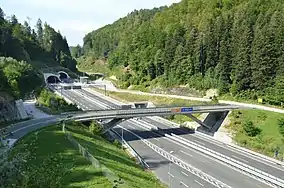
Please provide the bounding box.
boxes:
[145,117,284,179]
[113,126,215,188]
[122,120,269,188]
[65,88,278,187]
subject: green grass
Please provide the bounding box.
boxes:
[105,90,207,107]
[227,110,284,158]
[67,123,165,188]
[92,88,203,124]
[9,125,113,188]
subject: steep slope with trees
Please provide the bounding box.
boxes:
[81,0,284,106]
[0,7,76,72]
[0,6,77,98]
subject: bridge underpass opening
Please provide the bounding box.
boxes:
[46,76,61,84]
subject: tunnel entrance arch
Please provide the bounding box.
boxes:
[58,71,69,80]
[46,76,61,84]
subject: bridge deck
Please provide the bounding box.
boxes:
[64,104,244,121]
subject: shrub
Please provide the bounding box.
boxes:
[89,121,103,135]
[113,139,122,148]
[242,120,262,137]
[278,118,284,137]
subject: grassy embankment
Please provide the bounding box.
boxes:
[8,123,165,188]
[227,110,284,159]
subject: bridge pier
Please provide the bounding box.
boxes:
[193,111,229,135]
[103,118,128,133]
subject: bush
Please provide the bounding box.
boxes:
[278,118,284,137]
[113,139,122,149]
[89,121,103,135]
[37,89,78,113]
[212,95,219,104]
[242,120,262,137]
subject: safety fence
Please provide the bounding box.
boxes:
[63,126,129,188]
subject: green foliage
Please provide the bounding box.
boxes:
[278,118,284,137]
[37,89,78,114]
[89,121,103,135]
[230,109,284,158]
[79,0,284,106]
[113,139,122,149]
[0,57,43,98]
[0,149,27,187]
[0,8,76,71]
[8,125,113,188]
[211,95,219,104]
[242,120,262,137]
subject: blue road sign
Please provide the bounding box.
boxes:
[181,107,193,113]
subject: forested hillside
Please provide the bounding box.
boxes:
[0,7,76,71]
[0,7,76,99]
[81,0,284,106]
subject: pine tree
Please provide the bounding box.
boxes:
[36,19,43,46]
[230,13,253,94]
[148,61,156,80]
[154,49,164,77]
[251,12,278,90]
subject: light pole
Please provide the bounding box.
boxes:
[121,126,124,144]
[168,151,174,188]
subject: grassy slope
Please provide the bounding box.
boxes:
[10,125,112,188]
[67,124,165,188]
[227,110,284,158]
[93,88,205,123]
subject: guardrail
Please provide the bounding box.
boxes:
[110,129,149,169]
[117,125,232,188]
[170,134,284,188]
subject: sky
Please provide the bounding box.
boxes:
[1,0,181,46]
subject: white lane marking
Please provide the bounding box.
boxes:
[180,150,193,157]
[12,120,55,133]
[180,181,189,187]
[193,133,284,170]
[181,171,189,176]
[195,180,204,187]
[232,155,249,163]
[192,139,206,146]
[168,172,174,178]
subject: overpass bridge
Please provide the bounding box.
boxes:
[63,104,243,132]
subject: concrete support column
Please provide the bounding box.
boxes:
[103,118,128,133]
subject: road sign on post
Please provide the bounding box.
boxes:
[181,107,193,113]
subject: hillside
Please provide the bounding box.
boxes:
[0,7,77,98]
[80,0,284,106]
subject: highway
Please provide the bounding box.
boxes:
[60,88,277,188]
[144,117,284,179]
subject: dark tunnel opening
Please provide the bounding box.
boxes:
[46,76,61,84]
[59,72,68,80]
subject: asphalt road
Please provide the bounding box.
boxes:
[144,117,284,179]
[62,88,272,188]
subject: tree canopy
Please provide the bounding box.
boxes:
[0,7,76,72]
[0,7,76,99]
[81,0,284,106]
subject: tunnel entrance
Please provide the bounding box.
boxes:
[59,72,68,80]
[46,76,61,84]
